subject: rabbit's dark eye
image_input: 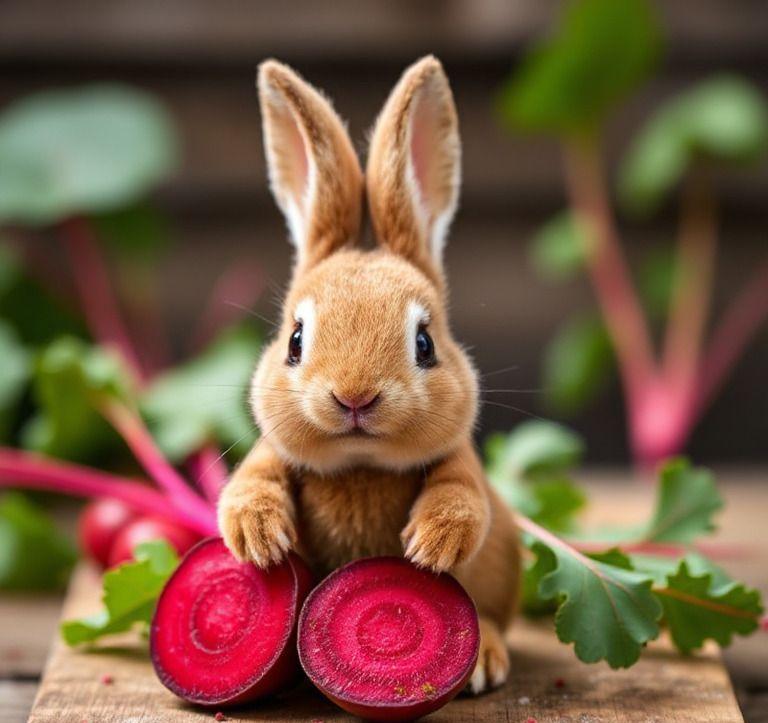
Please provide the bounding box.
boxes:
[287,323,303,365]
[415,326,436,368]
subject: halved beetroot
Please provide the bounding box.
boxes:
[298,557,479,721]
[150,537,312,706]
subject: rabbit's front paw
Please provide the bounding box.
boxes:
[218,483,296,568]
[402,503,483,573]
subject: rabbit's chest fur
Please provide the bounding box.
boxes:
[293,467,423,574]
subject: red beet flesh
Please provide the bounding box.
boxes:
[108,516,201,567]
[79,498,138,567]
[150,538,312,706]
[298,557,479,721]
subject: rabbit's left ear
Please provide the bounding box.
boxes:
[366,56,461,282]
[259,60,364,273]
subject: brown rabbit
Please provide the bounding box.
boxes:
[218,56,520,693]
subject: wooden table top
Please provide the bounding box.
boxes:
[2,470,767,722]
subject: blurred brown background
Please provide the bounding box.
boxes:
[2,0,766,464]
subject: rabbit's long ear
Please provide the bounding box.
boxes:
[259,60,364,272]
[366,56,460,283]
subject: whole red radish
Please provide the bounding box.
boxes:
[79,498,138,567]
[108,516,200,567]
[298,557,479,721]
[150,537,313,706]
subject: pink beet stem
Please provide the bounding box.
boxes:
[190,258,265,352]
[563,139,655,409]
[698,255,768,415]
[187,445,228,505]
[61,216,148,384]
[662,169,717,392]
[569,538,755,561]
[99,400,214,520]
[0,447,217,536]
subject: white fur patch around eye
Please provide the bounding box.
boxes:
[405,301,429,363]
[294,297,316,363]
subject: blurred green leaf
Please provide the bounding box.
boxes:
[486,421,586,532]
[142,325,260,462]
[94,203,173,263]
[0,320,31,441]
[620,75,768,213]
[530,212,587,280]
[0,492,76,591]
[641,458,722,544]
[22,337,131,461]
[61,539,178,645]
[543,314,614,414]
[0,85,177,226]
[499,0,660,134]
[637,245,676,319]
[0,242,84,345]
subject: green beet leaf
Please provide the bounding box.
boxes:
[641,458,722,544]
[0,320,31,442]
[22,337,132,462]
[0,242,84,346]
[487,421,586,533]
[141,325,260,462]
[61,539,179,646]
[498,0,661,135]
[0,493,77,591]
[619,75,768,214]
[532,540,662,667]
[529,212,587,280]
[542,314,614,415]
[633,553,763,654]
[0,85,177,226]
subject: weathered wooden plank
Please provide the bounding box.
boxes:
[0,595,64,678]
[28,563,747,722]
[27,476,762,723]
[0,680,40,723]
[0,0,765,65]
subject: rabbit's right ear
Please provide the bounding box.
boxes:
[258,60,364,273]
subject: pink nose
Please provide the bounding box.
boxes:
[332,391,380,414]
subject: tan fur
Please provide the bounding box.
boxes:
[219,57,520,694]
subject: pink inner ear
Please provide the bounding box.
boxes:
[409,89,435,221]
[285,112,310,204]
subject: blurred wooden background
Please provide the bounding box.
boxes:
[1,0,766,464]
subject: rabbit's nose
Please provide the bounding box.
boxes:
[332,391,380,414]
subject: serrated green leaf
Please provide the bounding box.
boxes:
[543,314,614,414]
[141,325,260,462]
[0,320,31,441]
[521,554,558,616]
[0,493,76,591]
[498,0,661,134]
[61,539,178,646]
[529,212,587,280]
[0,85,178,225]
[642,459,722,544]
[654,557,763,654]
[532,540,662,667]
[22,337,131,461]
[619,75,768,213]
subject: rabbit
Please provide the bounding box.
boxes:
[218,56,521,695]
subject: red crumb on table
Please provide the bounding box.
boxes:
[526,718,538,723]
[554,677,566,688]
[310,719,324,723]
[100,674,114,685]
[214,713,226,722]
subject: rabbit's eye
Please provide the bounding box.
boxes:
[287,323,303,365]
[415,326,437,368]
